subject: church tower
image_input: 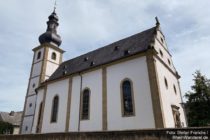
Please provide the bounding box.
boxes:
[20,10,64,134]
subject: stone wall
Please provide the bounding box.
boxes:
[0,127,209,140]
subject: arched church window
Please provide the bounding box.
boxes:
[37,51,41,60]
[51,95,59,123]
[36,102,43,133]
[51,52,56,60]
[121,79,135,116]
[81,89,90,120]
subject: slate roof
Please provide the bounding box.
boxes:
[49,26,156,81]
[0,111,22,126]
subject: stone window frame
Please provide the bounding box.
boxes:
[80,88,91,120]
[120,78,136,117]
[50,95,59,123]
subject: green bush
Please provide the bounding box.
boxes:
[0,121,13,134]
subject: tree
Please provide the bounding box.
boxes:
[0,121,13,134]
[185,71,210,127]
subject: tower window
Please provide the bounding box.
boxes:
[168,59,171,65]
[173,84,177,94]
[164,77,168,89]
[37,51,41,60]
[51,52,56,60]
[32,83,36,88]
[51,95,59,123]
[81,89,90,120]
[25,126,28,131]
[159,49,163,57]
[121,79,135,116]
[161,37,164,43]
[29,103,32,108]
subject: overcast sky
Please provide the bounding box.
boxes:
[0,0,210,112]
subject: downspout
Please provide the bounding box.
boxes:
[178,80,188,127]
[78,73,83,131]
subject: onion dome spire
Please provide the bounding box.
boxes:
[39,8,62,47]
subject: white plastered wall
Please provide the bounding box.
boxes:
[21,116,34,134]
[28,77,39,96]
[154,29,186,127]
[47,48,61,64]
[31,89,44,133]
[13,127,20,134]
[25,95,37,116]
[31,62,42,77]
[79,69,103,131]
[45,62,59,77]
[41,79,69,133]
[68,76,81,131]
[106,56,155,130]
[45,48,60,79]
[154,30,176,73]
[33,48,44,63]
[155,59,186,127]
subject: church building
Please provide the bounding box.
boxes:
[20,10,187,134]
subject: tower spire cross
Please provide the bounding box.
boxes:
[155,16,160,27]
[54,0,57,12]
